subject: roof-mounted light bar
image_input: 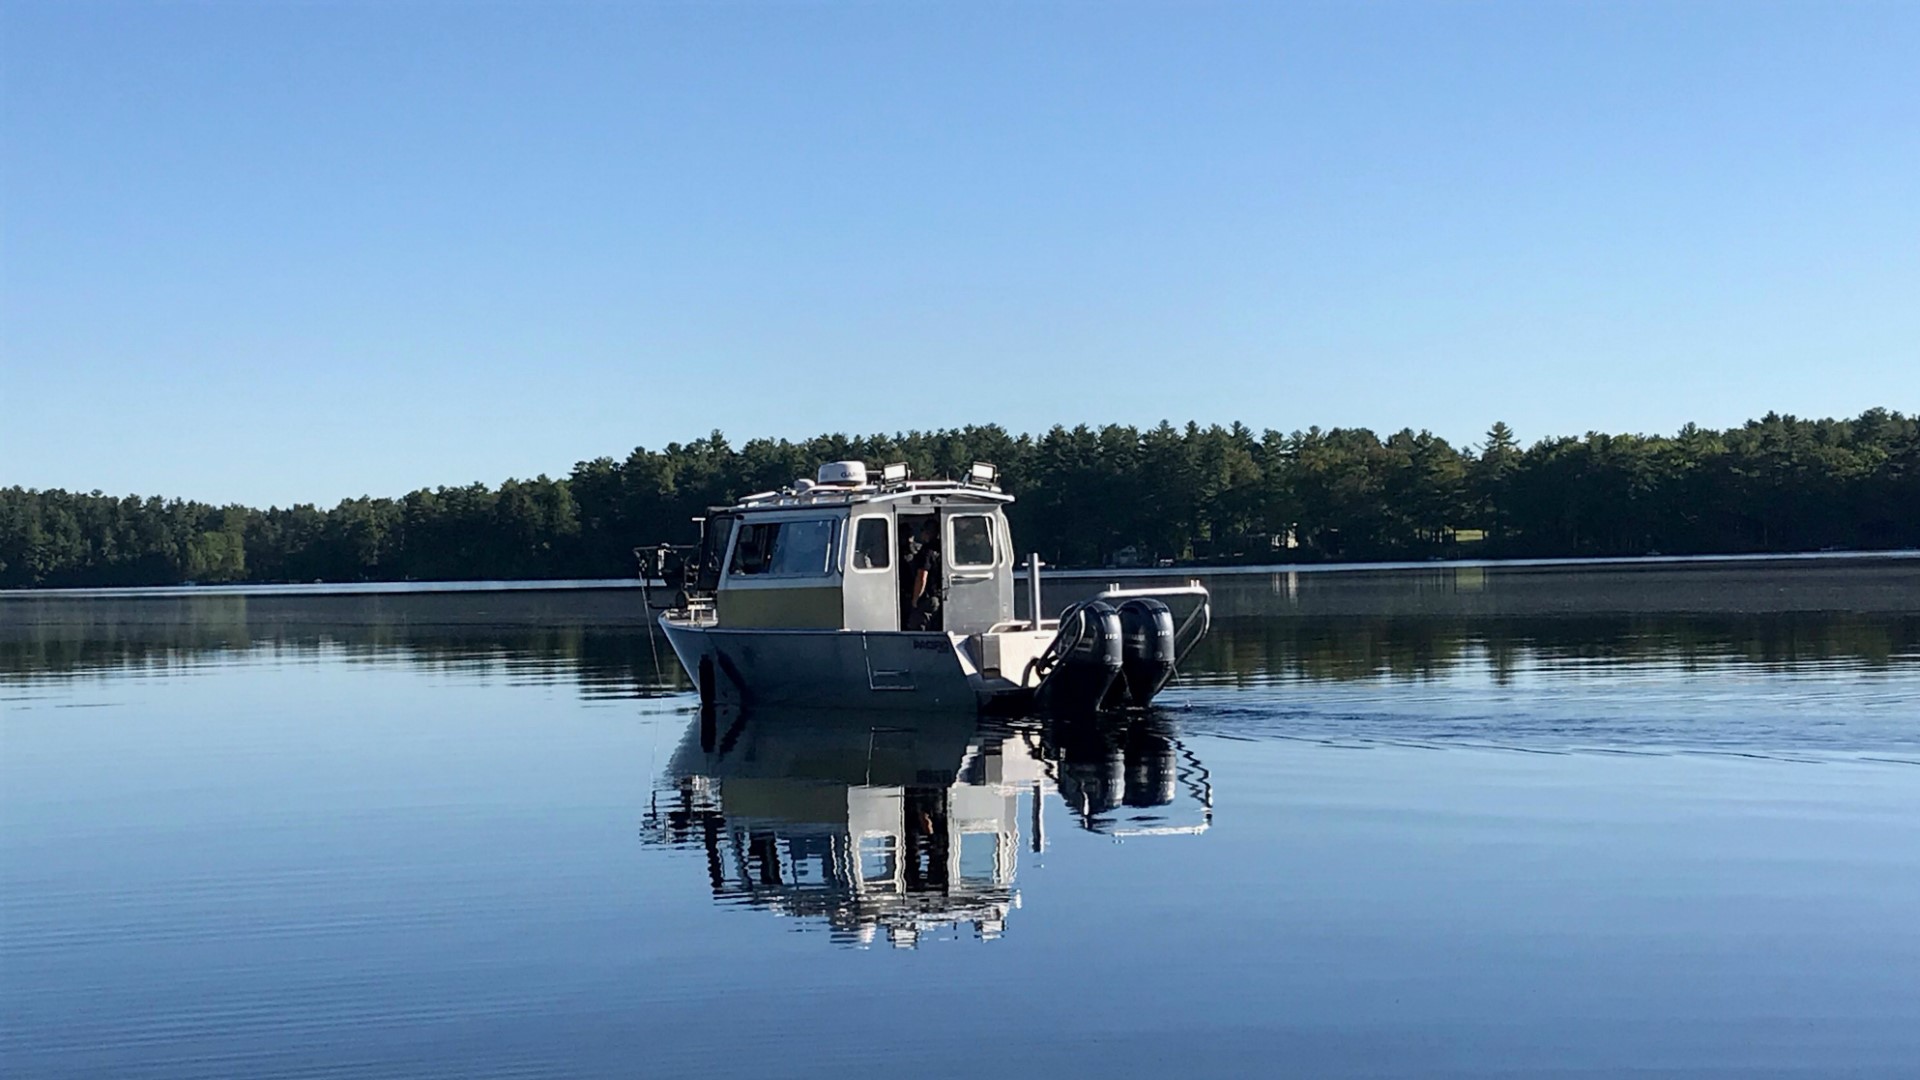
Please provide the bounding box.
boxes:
[881,462,911,483]
[968,462,998,486]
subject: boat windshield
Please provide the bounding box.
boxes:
[730,518,839,577]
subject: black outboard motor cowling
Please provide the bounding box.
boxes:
[1040,601,1123,716]
[1117,597,1177,706]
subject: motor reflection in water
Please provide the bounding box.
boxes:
[641,707,1213,948]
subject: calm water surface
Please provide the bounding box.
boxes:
[4,558,1920,1078]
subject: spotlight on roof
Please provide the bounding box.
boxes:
[968,462,998,485]
[881,462,911,484]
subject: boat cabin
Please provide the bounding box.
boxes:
[701,461,1016,634]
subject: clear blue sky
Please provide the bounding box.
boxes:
[3,2,1915,508]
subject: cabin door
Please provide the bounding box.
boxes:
[941,510,1005,634]
[842,512,899,631]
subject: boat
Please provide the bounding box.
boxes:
[642,460,1210,714]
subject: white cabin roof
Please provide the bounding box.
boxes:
[716,477,1013,515]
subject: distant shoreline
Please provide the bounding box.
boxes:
[11,411,1917,591]
[1045,547,1920,579]
[5,548,1916,601]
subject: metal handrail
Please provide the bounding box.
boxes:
[1171,598,1211,670]
[1090,580,1209,602]
[1089,580,1212,670]
[1022,603,1090,689]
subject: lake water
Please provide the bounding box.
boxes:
[4,557,1920,1078]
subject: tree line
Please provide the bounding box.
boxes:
[3,409,1915,589]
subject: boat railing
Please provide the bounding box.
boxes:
[1020,603,1092,690]
[1011,558,1212,694]
[667,603,718,626]
[1090,580,1212,670]
[986,619,1059,634]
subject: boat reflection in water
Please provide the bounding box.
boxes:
[641,706,1212,947]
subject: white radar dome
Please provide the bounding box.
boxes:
[816,461,868,486]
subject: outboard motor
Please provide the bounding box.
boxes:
[1038,601,1123,716]
[1117,597,1177,707]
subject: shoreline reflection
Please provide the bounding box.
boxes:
[640,708,1212,947]
[5,579,1916,689]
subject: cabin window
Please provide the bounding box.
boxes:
[851,517,891,571]
[950,514,996,568]
[729,518,838,577]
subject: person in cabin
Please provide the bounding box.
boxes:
[899,520,924,620]
[904,519,943,631]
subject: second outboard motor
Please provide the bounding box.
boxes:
[1117,597,1176,706]
[1122,720,1179,807]
[1041,601,1123,716]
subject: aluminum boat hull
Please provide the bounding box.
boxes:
[660,616,1030,712]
